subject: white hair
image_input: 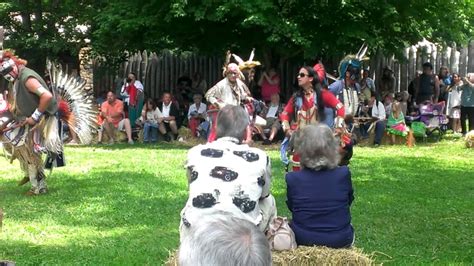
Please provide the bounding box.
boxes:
[294,124,340,170]
[216,105,249,141]
[179,214,272,266]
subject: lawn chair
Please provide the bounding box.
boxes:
[406,102,448,142]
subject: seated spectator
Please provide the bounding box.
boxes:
[140,98,163,143]
[179,212,271,266]
[387,101,410,144]
[286,124,354,248]
[100,91,134,144]
[158,92,179,141]
[187,94,207,138]
[360,94,386,147]
[255,93,283,145]
[180,105,277,241]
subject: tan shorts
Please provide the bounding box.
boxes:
[117,119,126,131]
[100,119,127,131]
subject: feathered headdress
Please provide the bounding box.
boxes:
[337,44,369,80]
[231,48,261,71]
[49,62,99,144]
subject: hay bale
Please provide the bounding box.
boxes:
[178,127,193,141]
[465,130,474,148]
[272,246,374,266]
[101,130,127,142]
[165,246,374,266]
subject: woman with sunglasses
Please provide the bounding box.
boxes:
[280,65,345,171]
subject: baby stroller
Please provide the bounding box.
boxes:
[406,102,449,142]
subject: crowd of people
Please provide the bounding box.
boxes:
[176,61,472,264]
[91,61,473,149]
[2,46,472,265]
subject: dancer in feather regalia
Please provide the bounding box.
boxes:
[0,46,98,195]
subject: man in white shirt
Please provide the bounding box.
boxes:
[360,94,386,146]
[158,92,179,141]
[180,105,277,241]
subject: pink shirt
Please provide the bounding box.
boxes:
[261,74,280,102]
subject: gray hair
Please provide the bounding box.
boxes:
[294,124,340,170]
[179,214,272,266]
[216,105,249,141]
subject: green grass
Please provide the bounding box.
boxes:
[0,138,473,265]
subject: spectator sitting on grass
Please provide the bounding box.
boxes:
[180,105,277,242]
[158,92,179,141]
[387,101,410,145]
[359,94,386,146]
[255,93,283,145]
[187,94,207,138]
[286,124,355,248]
[179,212,271,266]
[140,98,163,143]
[100,91,134,144]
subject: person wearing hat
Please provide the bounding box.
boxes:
[414,62,440,105]
[205,63,253,142]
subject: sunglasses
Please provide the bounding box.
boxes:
[297,73,310,78]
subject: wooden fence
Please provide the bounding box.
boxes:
[367,39,474,94]
[93,50,224,100]
[92,40,474,101]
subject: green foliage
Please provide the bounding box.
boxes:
[91,0,474,65]
[0,0,99,70]
[0,138,473,264]
[0,0,473,69]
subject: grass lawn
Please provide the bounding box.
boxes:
[0,137,473,265]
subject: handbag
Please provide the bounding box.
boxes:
[266,216,297,251]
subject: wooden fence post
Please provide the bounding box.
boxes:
[459,46,468,76]
[468,40,474,73]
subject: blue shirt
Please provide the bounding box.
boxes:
[286,166,354,248]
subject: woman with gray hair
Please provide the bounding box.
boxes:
[285,124,355,248]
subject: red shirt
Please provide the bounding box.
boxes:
[127,83,138,107]
[280,90,344,125]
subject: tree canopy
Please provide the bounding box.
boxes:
[0,0,98,72]
[1,0,473,68]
